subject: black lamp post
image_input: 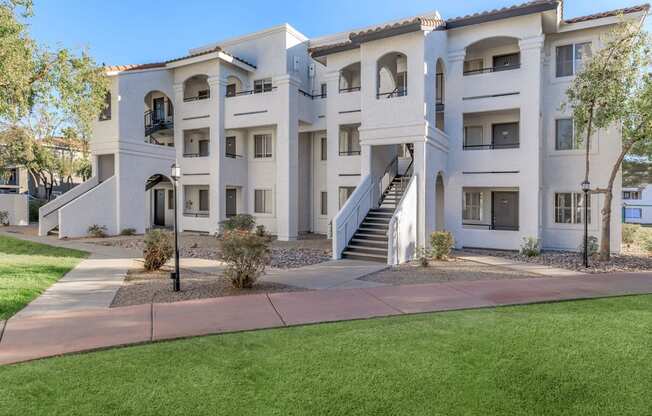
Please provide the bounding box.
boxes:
[581,179,591,268]
[170,163,181,291]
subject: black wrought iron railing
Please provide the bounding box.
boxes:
[462,223,519,231]
[183,152,209,158]
[377,88,407,99]
[436,102,444,112]
[226,86,277,97]
[339,86,361,93]
[463,142,520,150]
[183,212,209,218]
[183,90,211,102]
[339,150,361,156]
[144,109,174,137]
[225,152,244,159]
[463,63,520,76]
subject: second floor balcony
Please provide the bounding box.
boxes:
[144,91,174,146]
[463,109,520,151]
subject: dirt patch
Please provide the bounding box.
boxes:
[111,266,305,307]
[360,257,538,285]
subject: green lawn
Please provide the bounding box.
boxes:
[1,295,651,415]
[0,235,87,320]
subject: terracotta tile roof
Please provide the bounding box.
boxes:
[308,41,357,57]
[446,0,559,28]
[563,4,649,24]
[348,15,446,40]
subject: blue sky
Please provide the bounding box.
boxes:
[28,0,649,66]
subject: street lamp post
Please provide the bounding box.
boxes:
[170,164,181,291]
[581,180,591,268]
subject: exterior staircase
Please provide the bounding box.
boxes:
[341,175,409,263]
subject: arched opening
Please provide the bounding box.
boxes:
[436,173,445,231]
[339,62,361,93]
[463,36,520,75]
[183,74,210,101]
[376,52,407,99]
[145,174,173,229]
[435,58,445,131]
[144,91,174,146]
[225,75,243,97]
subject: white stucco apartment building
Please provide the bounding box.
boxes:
[38,0,647,263]
[623,184,652,225]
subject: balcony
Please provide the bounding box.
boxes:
[183,75,211,102]
[462,188,519,231]
[463,110,520,151]
[144,109,174,139]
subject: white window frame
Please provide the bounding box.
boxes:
[253,134,273,159]
[253,188,273,215]
[554,118,582,151]
[462,191,482,221]
[320,191,328,216]
[554,40,592,80]
[253,78,273,94]
[554,192,591,225]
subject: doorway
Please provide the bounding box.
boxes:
[226,188,237,218]
[492,191,519,230]
[154,189,166,226]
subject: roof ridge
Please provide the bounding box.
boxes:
[563,3,649,24]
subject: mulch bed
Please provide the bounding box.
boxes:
[360,257,539,286]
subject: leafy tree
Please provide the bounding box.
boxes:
[564,20,652,260]
[0,0,108,199]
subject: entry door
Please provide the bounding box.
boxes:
[225,189,237,218]
[154,189,166,226]
[492,191,519,230]
[152,97,165,122]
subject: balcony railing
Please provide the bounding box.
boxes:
[226,86,277,97]
[462,223,519,231]
[339,150,361,156]
[463,64,520,76]
[225,152,244,159]
[183,212,209,218]
[182,152,209,158]
[436,101,444,112]
[463,142,520,150]
[339,86,361,93]
[377,88,407,99]
[298,89,327,99]
[144,110,174,137]
[183,90,211,102]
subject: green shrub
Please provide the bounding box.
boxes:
[415,246,431,267]
[622,224,640,247]
[0,210,8,226]
[120,228,137,236]
[520,237,540,257]
[430,231,454,260]
[29,199,46,222]
[220,214,256,232]
[220,229,270,289]
[255,224,273,242]
[87,224,108,238]
[642,234,652,254]
[143,229,173,271]
[578,235,599,256]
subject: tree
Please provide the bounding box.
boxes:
[0,0,108,199]
[564,19,652,260]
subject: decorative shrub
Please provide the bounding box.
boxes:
[29,199,46,222]
[220,214,256,232]
[87,224,108,238]
[0,210,8,226]
[415,246,431,267]
[430,231,454,260]
[577,235,599,256]
[520,237,540,257]
[622,224,640,248]
[120,228,137,236]
[255,224,273,242]
[220,229,270,289]
[642,234,652,254]
[143,229,173,271]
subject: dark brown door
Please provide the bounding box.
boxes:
[226,189,237,218]
[492,191,519,230]
[154,189,166,226]
[153,97,165,122]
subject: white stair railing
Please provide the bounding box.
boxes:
[38,176,100,236]
[332,175,375,259]
[387,174,417,265]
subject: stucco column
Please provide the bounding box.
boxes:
[208,75,226,235]
[171,83,185,232]
[275,75,300,241]
[324,70,340,234]
[518,36,544,242]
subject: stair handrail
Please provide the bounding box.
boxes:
[387,174,417,265]
[377,156,398,206]
[332,175,374,259]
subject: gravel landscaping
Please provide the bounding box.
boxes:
[111,266,305,307]
[460,248,652,274]
[360,257,539,285]
[93,232,332,269]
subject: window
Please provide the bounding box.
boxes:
[199,189,209,212]
[555,192,590,224]
[198,140,209,157]
[254,189,272,214]
[320,137,327,161]
[339,125,360,156]
[463,192,482,221]
[624,208,642,219]
[225,136,237,158]
[556,42,591,77]
[320,192,327,215]
[320,83,327,98]
[464,126,483,148]
[226,84,236,97]
[253,78,272,94]
[253,134,272,158]
[623,191,641,200]
[492,53,520,71]
[99,92,111,121]
[555,118,576,150]
[167,190,174,209]
[463,59,484,74]
[339,187,356,209]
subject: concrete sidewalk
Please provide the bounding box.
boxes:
[2,272,651,365]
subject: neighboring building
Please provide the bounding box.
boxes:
[623,185,652,225]
[39,1,646,262]
[0,166,29,194]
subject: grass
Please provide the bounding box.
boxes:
[0,235,87,320]
[1,295,651,415]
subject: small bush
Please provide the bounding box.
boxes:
[220,214,256,232]
[622,224,640,247]
[642,234,652,254]
[220,229,270,289]
[87,224,108,238]
[520,236,540,257]
[430,231,454,260]
[255,224,273,242]
[415,246,431,267]
[578,235,599,256]
[120,228,137,236]
[29,199,46,222]
[143,229,173,271]
[0,210,8,226]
